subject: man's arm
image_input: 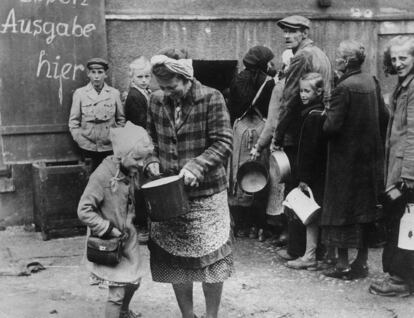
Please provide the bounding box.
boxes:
[273,54,310,146]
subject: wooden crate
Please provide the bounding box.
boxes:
[32,160,88,240]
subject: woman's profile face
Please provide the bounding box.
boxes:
[390,43,414,79]
[155,76,189,100]
[335,49,347,72]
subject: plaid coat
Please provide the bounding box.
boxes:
[147,79,232,198]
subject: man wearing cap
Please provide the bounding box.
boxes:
[272,15,332,261]
[69,57,125,172]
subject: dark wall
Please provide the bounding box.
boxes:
[105,0,413,18]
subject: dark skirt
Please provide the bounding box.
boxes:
[322,223,370,249]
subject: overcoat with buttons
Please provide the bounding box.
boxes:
[146,79,233,198]
[321,68,389,226]
[69,82,125,152]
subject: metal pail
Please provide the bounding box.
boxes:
[141,175,190,221]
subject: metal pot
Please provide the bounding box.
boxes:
[141,175,190,221]
[236,160,269,194]
[270,150,291,183]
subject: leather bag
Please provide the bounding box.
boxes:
[86,234,127,266]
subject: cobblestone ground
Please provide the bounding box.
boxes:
[1,226,414,318]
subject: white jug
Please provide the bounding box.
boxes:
[398,203,414,251]
[283,187,320,225]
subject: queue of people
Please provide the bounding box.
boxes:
[68,14,414,318]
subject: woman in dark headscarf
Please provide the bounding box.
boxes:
[228,45,276,124]
[228,46,277,241]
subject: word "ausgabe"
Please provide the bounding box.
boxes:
[0,8,96,45]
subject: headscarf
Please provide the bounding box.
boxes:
[150,54,194,80]
[242,46,275,72]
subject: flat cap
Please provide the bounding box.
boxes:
[277,15,311,30]
[86,57,109,70]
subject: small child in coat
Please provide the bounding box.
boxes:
[285,72,327,270]
[124,57,152,243]
[125,56,152,128]
[78,121,154,318]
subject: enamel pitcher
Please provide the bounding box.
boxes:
[283,186,320,225]
[398,203,414,250]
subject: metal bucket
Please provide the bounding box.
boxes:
[270,150,291,183]
[141,175,189,222]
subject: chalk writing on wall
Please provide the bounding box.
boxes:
[0,0,106,163]
[0,4,97,105]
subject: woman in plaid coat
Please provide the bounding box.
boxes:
[145,48,233,318]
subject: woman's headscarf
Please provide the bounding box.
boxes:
[150,55,193,80]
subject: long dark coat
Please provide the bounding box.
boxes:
[296,102,326,205]
[321,68,389,226]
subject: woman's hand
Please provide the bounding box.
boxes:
[146,162,161,178]
[270,138,282,152]
[250,146,260,160]
[179,168,199,187]
[299,181,309,191]
[403,178,414,190]
[110,227,122,238]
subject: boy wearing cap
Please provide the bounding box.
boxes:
[272,15,332,262]
[69,57,125,172]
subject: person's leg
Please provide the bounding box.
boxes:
[105,286,125,318]
[354,247,368,266]
[172,283,194,318]
[286,222,318,269]
[120,284,139,316]
[303,222,318,261]
[202,282,223,318]
[337,248,349,268]
[287,215,306,258]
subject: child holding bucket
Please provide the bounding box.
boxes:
[77,121,154,318]
[284,72,327,270]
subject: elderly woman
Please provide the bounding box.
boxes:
[369,36,414,297]
[321,40,388,280]
[145,48,233,318]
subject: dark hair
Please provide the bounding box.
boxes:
[383,36,414,75]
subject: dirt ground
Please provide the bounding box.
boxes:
[1,226,414,318]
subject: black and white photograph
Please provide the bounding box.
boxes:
[1,0,414,317]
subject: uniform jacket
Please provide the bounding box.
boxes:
[69,82,125,152]
[78,157,143,283]
[322,68,388,226]
[147,79,232,198]
[385,73,414,188]
[125,86,149,128]
[274,38,332,147]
